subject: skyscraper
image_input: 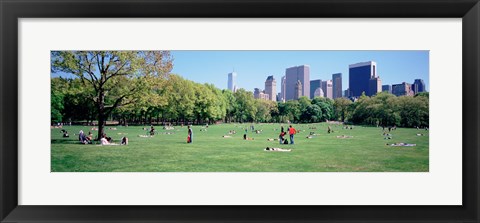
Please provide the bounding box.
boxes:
[254,88,270,100]
[285,65,310,100]
[349,61,377,97]
[294,80,303,100]
[280,76,286,102]
[412,79,426,94]
[382,84,392,94]
[321,80,333,99]
[368,77,382,96]
[264,75,276,102]
[392,82,414,96]
[310,79,322,99]
[227,72,237,92]
[332,73,342,99]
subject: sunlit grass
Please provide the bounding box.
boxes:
[51,123,429,172]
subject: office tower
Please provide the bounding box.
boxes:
[310,79,322,99]
[285,65,310,100]
[392,82,415,96]
[368,77,382,96]
[227,72,237,92]
[254,88,270,100]
[344,88,350,98]
[264,75,276,102]
[412,79,426,94]
[280,76,286,102]
[332,73,342,99]
[294,80,303,100]
[382,85,392,94]
[321,80,333,99]
[349,61,377,97]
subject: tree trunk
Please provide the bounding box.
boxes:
[96,91,106,141]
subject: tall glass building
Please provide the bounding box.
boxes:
[285,65,310,100]
[349,61,377,97]
[227,72,237,92]
[412,79,426,94]
[332,73,342,99]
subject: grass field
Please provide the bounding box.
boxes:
[51,123,429,172]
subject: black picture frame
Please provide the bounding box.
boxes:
[1,0,479,222]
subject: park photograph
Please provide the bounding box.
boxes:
[50,50,429,172]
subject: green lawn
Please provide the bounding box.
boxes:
[51,123,429,172]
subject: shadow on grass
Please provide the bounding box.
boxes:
[51,139,83,144]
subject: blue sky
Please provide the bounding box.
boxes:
[170,50,429,93]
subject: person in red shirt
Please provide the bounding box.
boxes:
[288,125,296,144]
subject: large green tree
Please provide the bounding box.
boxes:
[233,89,257,122]
[334,97,352,122]
[51,51,172,139]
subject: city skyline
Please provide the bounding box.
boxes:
[170,50,429,94]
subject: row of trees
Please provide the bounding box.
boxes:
[52,74,429,127]
[51,51,429,139]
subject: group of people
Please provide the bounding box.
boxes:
[76,130,128,146]
[278,125,296,144]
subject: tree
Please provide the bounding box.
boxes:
[334,97,352,122]
[51,88,64,124]
[304,104,322,122]
[312,97,335,121]
[254,99,278,122]
[222,90,236,122]
[284,100,301,122]
[396,95,429,127]
[51,51,172,139]
[233,89,257,122]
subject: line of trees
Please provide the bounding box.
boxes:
[51,51,429,140]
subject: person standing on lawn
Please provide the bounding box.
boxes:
[289,125,296,144]
[187,125,193,143]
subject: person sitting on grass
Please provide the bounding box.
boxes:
[278,131,286,144]
[264,147,291,152]
[243,133,254,140]
[101,133,113,143]
[121,136,128,145]
[150,125,155,136]
[100,137,118,146]
[78,130,90,144]
[87,131,93,141]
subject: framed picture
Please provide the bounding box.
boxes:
[1,0,479,222]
